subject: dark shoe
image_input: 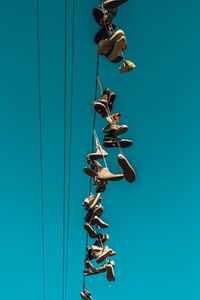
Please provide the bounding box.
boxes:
[95,182,107,193]
[93,7,117,27]
[103,135,133,148]
[81,289,93,300]
[84,167,97,177]
[102,124,128,136]
[95,233,109,245]
[84,222,97,238]
[103,0,128,9]
[106,260,115,281]
[97,29,124,55]
[105,53,123,63]
[118,154,136,182]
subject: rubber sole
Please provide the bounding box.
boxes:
[118,154,136,182]
[108,36,126,61]
[97,30,124,55]
[97,249,113,264]
[106,264,115,281]
[103,139,132,148]
[103,0,128,9]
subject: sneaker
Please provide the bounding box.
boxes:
[87,157,102,169]
[95,233,109,245]
[118,154,136,182]
[94,27,111,44]
[106,260,115,281]
[82,194,96,208]
[85,259,94,269]
[96,246,113,263]
[97,29,124,55]
[84,222,97,238]
[87,193,102,210]
[88,145,108,160]
[103,135,133,148]
[80,290,93,300]
[105,53,123,63]
[93,7,117,27]
[84,263,107,276]
[103,0,128,9]
[102,124,128,136]
[86,246,95,260]
[95,182,107,193]
[108,36,127,62]
[83,167,97,178]
[97,167,124,181]
[84,210,93,222]
[119,60,135,73]
[91,215,109,228]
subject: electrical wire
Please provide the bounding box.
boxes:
[63,0,75,299]
[36,0,46,299]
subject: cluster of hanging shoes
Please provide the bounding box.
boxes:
[81,1,135,299]
[94,0,135,72]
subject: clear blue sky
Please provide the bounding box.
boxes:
[0,0,200,299]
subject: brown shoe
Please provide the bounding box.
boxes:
[102,124,128,136]
[84,222,97,238]
[97,29,124,55]
[118,154,136,182]
[106,260,115,281]
[108,36,127,62]
[83,167,97,177]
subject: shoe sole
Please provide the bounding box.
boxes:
[106,264,115,281]
[118,154,136,182]
[102,125,128,136]
[97,173,124,181]
[104,0,128,9]
[108,36,126,61]
[103,139,132,148]
[97,30,124,55]
[93,102,108,118]
[84,223,96,238]
[97,249,113,264]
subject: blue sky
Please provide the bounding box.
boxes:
[0,0,200,299]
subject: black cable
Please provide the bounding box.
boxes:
[63,0,75,299]
[36,0,46,299]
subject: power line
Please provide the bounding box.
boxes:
[36,0,46,299]
[63,0,75,299]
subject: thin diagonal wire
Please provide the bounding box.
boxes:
[61,0,67,297]
[36,0,46,299]
[64,0,75,299]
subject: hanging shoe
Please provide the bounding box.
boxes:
[93,204,104,218]
[118,154,136,182]
[80,289,93,300]
[84,222,97,238]
[102,123,128,136]
[103,0,128,9]
[105,53,123,63]
[91,215,109,228]
[94,27,111,44]
[84,262,107,276]
[82,193,102,209]
[119,60,135,73]
[88,145,108,160]
[106,260,115,281]
[93,7,117,27]
[97,167,124,181]
[83,167,97,177]
[95,246,114,263]
[95,181,107,193]
[97,29,124,55]
[94,233,110,246]
[103,135,133,148]
[108,36,127,62]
